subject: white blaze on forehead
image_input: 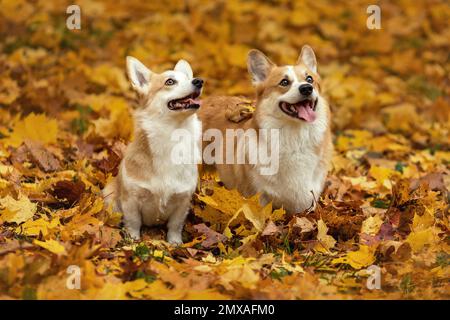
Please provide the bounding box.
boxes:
[286,66,298,83]
[278,66,301,104]
[286,66,310,84]
[162,70,189,81]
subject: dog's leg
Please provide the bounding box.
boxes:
[166,199,190,245]
[122,200,142,240]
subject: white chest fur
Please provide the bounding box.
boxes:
[251,119,328,213]
[149,113,199,181]
[122,113,201,215]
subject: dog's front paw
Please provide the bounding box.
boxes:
[127,228,141,241]
[167,232,183,245]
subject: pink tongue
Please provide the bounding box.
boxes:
[187,98,201,105]
[297,105,316,122]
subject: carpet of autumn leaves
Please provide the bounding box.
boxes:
[0,0,449,300]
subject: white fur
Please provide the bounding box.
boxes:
[252,96,328,212]
[121,113,201,243]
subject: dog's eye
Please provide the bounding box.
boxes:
[306,75,314,83]
[165,79,176,86]
[279,79,290,87]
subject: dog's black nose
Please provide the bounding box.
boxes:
[299,84,313,96]
[192,78,204,89]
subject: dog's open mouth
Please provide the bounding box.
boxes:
[279,98,317,122]
[168,91,201,111]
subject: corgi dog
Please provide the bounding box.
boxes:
[103,56,203,244]
[198,45,332,214]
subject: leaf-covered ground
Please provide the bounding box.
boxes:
[0,0,449,299]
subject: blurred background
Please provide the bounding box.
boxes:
[0,0,448,140]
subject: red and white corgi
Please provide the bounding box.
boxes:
[199,45,332,214]
[103,56,203,244]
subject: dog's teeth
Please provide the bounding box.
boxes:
[290,105,296,113]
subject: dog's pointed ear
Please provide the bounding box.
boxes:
[297,45,317,73]
[247,49,274,84]
[174,59,193,79]
[126,56,152,95]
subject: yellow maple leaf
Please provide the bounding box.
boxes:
[332,245,376,269]
[34,239,66,255]
[406,227,439,253]
[92,98,133,140]
[85,64,129,93]
[16,217,60,237]
[219,257,260,290]
[412,211,435,232]
[223,210,241,238]
[361,215,384,235]
[343,176,378,191]
[2,113,58,147]
[0,194,37,224]
[270,207,286,222]
[315,219,336,253]
[369,165,399,190]
[336,130,373,152]
[60,196,104,241]
[197,187,249,217]
[240,202,271,232]
[197,187,269,232]
[369,135,410,153]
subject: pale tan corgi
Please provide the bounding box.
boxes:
[198,45,332,214]
[103,56,203,244]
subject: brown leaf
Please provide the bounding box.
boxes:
[261,220,281,236]
[292,217,315,233]
[49,180,86,205]
[193,223,227,248]
[94,148,121,175]
[95,226,122,248]
[24,139,60,172]
[410,172,446,192]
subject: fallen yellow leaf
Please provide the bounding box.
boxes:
[0,194,37,224]
[34,239,67,255]
[332,245,376,269]
[315,219,336,253]
[361,215,384,235]
[2,113,58,147]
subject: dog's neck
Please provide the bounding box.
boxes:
[133,109,200,161]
